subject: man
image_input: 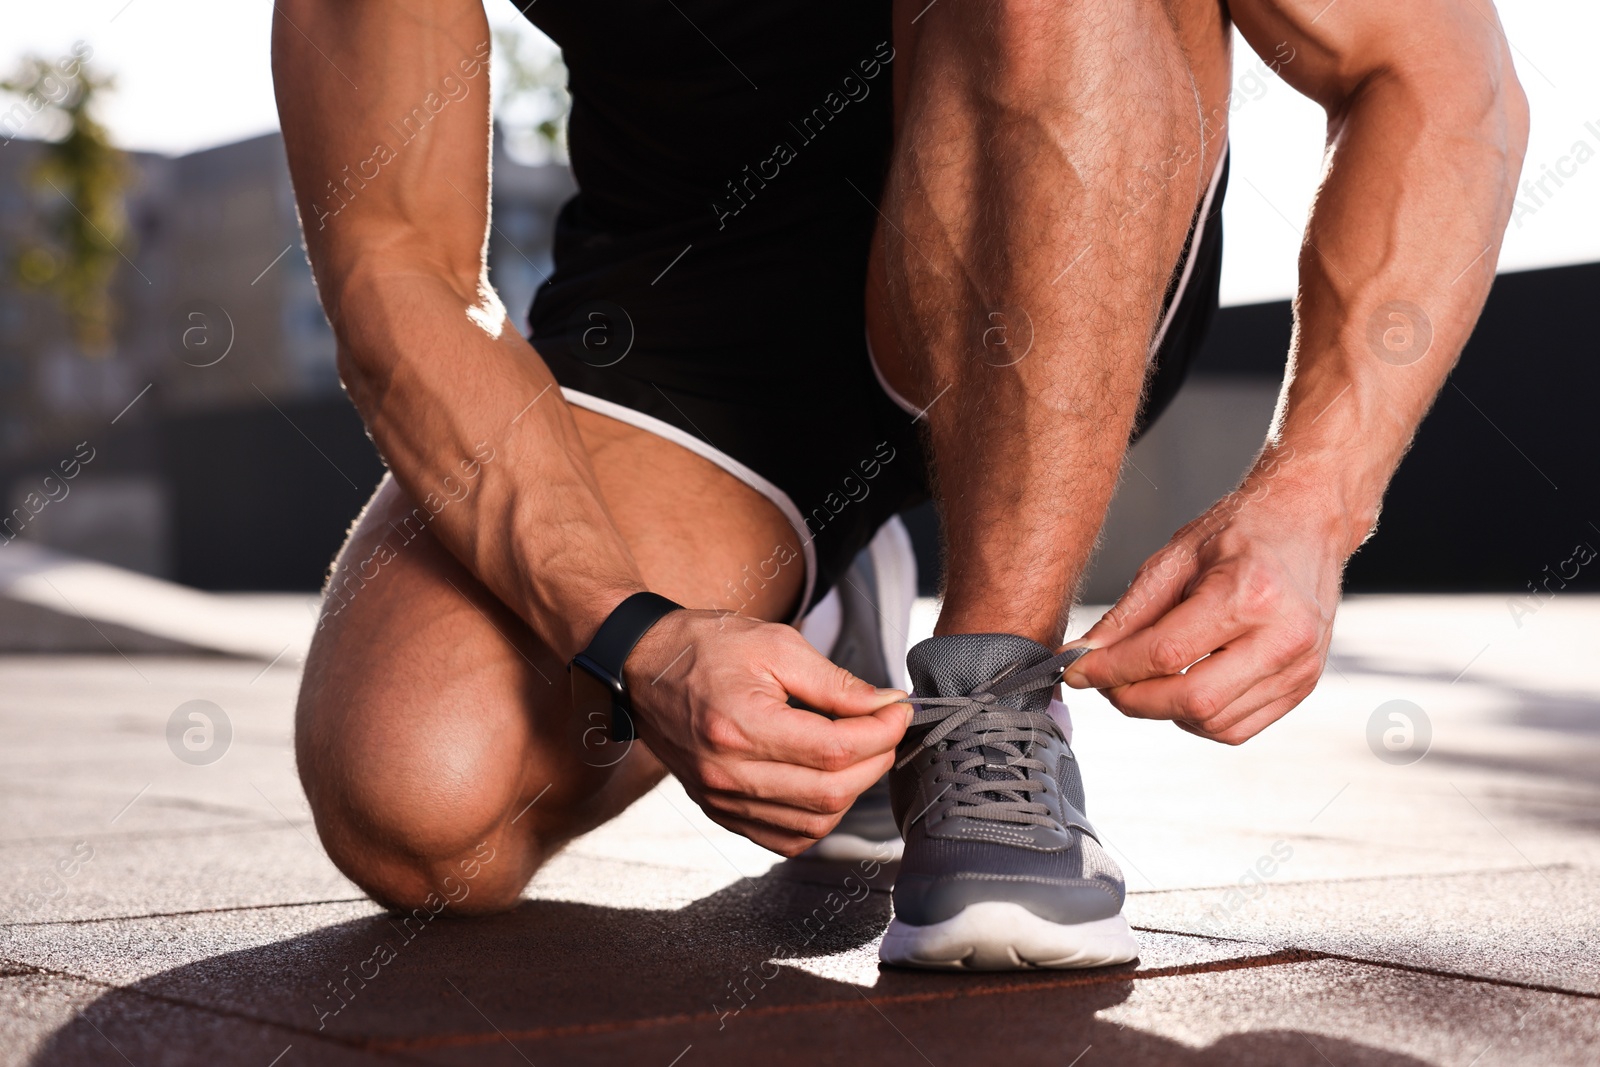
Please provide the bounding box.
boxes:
[274,0,1526,970]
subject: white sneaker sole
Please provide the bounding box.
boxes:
[879,902,1140,970]
[802,833,904,862]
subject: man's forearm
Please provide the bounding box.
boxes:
[273,0,645,659]
[328,269,647,660]
[1235,3,1530,555]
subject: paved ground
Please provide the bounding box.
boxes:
[1,594,1597,1065]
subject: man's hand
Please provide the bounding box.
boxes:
[1061,0,1528,744]
[1064,458,1348,745]
[624,611,911,855]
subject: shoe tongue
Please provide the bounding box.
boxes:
[906,633,1058,715]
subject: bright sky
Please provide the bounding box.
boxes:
[7,1,1596,306]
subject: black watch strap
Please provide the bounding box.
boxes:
[576,591,683,741]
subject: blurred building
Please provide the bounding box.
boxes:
[0,128,573,585]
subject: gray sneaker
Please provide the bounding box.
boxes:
[879,633,1139,969]
[801,517,917,862]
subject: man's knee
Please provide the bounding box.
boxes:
[332,803,533,913]
[297,700,535,915]
[306,782,533,916]
[363,839,529,918]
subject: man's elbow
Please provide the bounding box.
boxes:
[1387,27,1529,172]
[1492,43,1532,177]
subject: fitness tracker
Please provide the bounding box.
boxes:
[569,591,684,744]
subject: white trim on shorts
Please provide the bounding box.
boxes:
[868,341,921,418]
[559,387,820,620]
[1147,144,1229,359]
[867,143,1231,415]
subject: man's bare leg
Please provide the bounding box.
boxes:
[865,0,1238,971]
[872,0,1231,643]
[296,410,804,913]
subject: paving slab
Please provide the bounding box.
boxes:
[3,594,1598,1063]
[0,656,307,841]
[560,782,789,882]
[384,959,1600,1067]
[0,825,359,928]
[1093,958,1600,1067]
[0,857,1283,1051]
[11,952,1600,1066]
[1128,864,1600,995]
[0,780,270,848]
[1057,596,1600,891]
[0,969,390,1067]
[0,655,358,926]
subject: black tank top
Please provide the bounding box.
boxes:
[521,0,895,394]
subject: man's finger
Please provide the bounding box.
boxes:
[736,698,909,771]
[770,634,909,718]
[702,792,842,839]
[1096,632,1283,723]
[706,748,895,816]
[755,750,896,813]
[1187,653,1322,736]
[1066,578,1249,691]
[1177,686,1308,745]
[701,809,819,858]
[704,768,886,838]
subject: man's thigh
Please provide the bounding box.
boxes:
[296,406,804,912]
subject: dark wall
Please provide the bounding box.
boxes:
[1341,262,1599,592]
[1184,262,1600,593]
[162,402,385,590]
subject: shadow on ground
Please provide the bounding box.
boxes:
[1329,650,1600,818]
[30,859,1435,1066]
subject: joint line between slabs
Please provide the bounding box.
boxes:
[852,987,937,1067]
[9,957,411,1057]
[446,977,536,1067]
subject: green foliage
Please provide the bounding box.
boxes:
[2,53,128,354]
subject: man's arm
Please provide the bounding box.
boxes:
[1067,0,1530,741]
[273,0,908,853]
[273,0,639,657]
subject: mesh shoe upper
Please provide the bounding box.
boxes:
[889,634,1126,926]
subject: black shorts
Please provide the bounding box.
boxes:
[538,149,1226,619]
[523,0,1226,618]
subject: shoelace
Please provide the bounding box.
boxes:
[895,647,1088,829]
